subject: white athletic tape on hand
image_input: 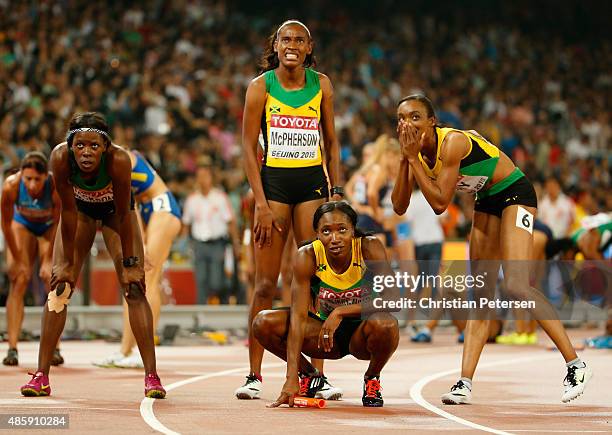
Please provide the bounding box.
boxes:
[515,206,534,234]
[47,283,73,313]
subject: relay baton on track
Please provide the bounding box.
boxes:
[293,397,326,408]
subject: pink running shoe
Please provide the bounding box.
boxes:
[144,373,166,399]
[21,371,51,397]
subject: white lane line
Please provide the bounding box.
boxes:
[501,431,610,433]
[0,398,68,405]
[0,406,140,411]
[394,346,462,356]
[140,363,285,435]
[410,354,558,435]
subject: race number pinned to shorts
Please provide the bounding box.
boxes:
[515,206,533,234]
[152,193,172,213]
[455,175,488,193]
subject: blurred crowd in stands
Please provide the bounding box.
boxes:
[0,0,609,302]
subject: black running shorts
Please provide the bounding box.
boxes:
[474,176,537,218]
[261,165,329,205]
[308,311,362,357]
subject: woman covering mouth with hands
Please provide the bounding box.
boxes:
[391,94,591,405]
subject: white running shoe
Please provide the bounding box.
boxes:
[115,354,144,369]
[235,374,262,399]
[441,380,472,405]
[314,376,343,400]
[92,352,126,368]
[562,363,592,403]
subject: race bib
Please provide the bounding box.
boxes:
[455,175,488,193]
[73,182,114,203]
[268,114,320,160]
[516,206,534,234]
[152,193,172,212]
[318,285,367,318]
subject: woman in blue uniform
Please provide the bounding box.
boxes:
[95,149,182,368]
[1,152,61,366]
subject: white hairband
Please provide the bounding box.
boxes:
[276,20,311,38]
[66,127,111,143]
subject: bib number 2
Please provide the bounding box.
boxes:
[153,193,172,213]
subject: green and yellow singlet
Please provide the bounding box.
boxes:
[310,238,366,320]
[70,153,116,218]
[419,127,524,198]
[261,68,323,168]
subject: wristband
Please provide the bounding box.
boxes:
[331,186,345,197]
[122,256,140,268]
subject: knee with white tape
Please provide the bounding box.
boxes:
[47,282,73,313]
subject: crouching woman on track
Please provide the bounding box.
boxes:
[257,201,399,408]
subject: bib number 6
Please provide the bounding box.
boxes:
[522,214,531,228]
[515,206,533,234]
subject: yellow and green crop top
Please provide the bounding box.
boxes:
[310,238,366,320]
[419,127,524,198]
[261,68,323,168]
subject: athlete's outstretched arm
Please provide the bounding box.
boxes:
[270,245,316,407]
[127,151,148,251]
[108,147,139,261]
[45,177,62,265]
[319,73,342,195]
[107,147,146,291]
[285,246,316,381]
[242,77,267,209]
[0,174,31,282]
[49,144,78,286]
[402,127,466,214]
[135,203,147,254]
[0,175,20,262]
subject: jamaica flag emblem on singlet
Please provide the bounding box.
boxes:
[317,264,327,272]
[270,105,281,114]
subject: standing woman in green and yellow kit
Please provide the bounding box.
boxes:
[236,20,344,400]
[391,95,591,405]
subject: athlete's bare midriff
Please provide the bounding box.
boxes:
[487,151,517,189]
[134,176,167,204]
